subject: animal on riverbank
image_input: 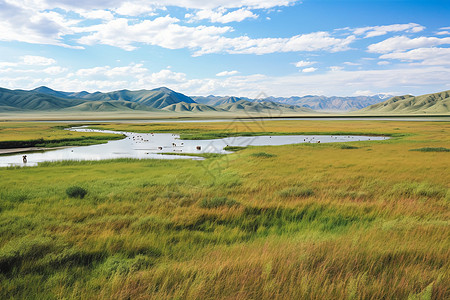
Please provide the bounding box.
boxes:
[22,155,27,163]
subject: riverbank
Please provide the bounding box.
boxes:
[0,146,73,155]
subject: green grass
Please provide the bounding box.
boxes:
[0,120,449,299]
[223,146,248,151]
[250,152,277,158]
[410,147,450,152]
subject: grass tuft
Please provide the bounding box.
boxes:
[409,147,450,152]
[250,152,276,158]
[66,186,88,199]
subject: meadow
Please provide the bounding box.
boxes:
[0,119,449,299]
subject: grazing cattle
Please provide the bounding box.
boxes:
[196,146,201,150]
[22,155,27,163]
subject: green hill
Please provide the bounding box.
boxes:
[217,99,315,113]
[358,90,450,114]
[0,88,85,111]
[63,101,158,112]
[65,87,196,109]
[162,102,222,112]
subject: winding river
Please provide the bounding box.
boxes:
[0,127,389,167]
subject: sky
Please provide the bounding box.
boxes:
[0,0,449,97]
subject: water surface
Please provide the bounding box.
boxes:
[0,127,388,167]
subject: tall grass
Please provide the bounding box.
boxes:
[0,120,448,299]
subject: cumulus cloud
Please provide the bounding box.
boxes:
[0,1,82,48]
[7,0,298,13]
[195,32,355,56]
[0,55,57,68]
[22,55,56,65]
[354,23,424,38]
[368,36,450,53]
[302,67,317,73]
[77,10,115,20]
[216,70,239,76]
[114,2,158,16]
[76,16,232,51]
[380,47,450,65]
[294,60,316,67]
[188,8,258,23]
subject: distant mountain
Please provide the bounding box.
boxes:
[162,102,222,112]
[0,87,85,111]
[1,85,410,114]
[217,99,314,113]
[63,100,157,112]
[264,94,392,112]
[192,96,245,106]
[36,86,196,109]
[357,90,450,114]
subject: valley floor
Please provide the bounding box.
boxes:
[0,120,449,299]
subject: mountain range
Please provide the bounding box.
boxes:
[358,90,450,114]
[0,86,449,114]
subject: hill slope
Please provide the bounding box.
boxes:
[162,102,222,112]
[0,88,85,111]
[45,87,197,109]
[357,90,450,114]
[217,99,314,113]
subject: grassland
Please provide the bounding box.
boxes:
[0,122,123,149]
[0,120,449,299]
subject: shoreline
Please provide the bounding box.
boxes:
[0,146,74,155]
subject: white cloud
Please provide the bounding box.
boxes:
[368,36,450,53]
[343,62,360,66]
[0,1,81,48]
[77,10,115,20]
[294,60,316,67]
[114,2,156,16]
[189,8,258,23]
[377,61,390,66]
[21,55,56,66]
[76,16,232,51]
[195,32,355,56]
[302,67,317,73]
[74,15,355,55]
[43,66,67,74]
[436,31,450,35]
[379,47,450,65]
[7,0,299,13]
[354,23,424,38]
[216,70,239,76]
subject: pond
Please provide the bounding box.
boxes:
[0,127,389,167]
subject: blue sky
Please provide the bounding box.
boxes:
[0,0,449,97]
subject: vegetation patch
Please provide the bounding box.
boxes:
[339,144,359,149]
[277,186,315,198]
[66,186,88,199]
[251,152,276,158]
[223,146,248,151]
[409,147,450,152]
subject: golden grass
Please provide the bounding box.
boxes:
[0,120,448,299]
